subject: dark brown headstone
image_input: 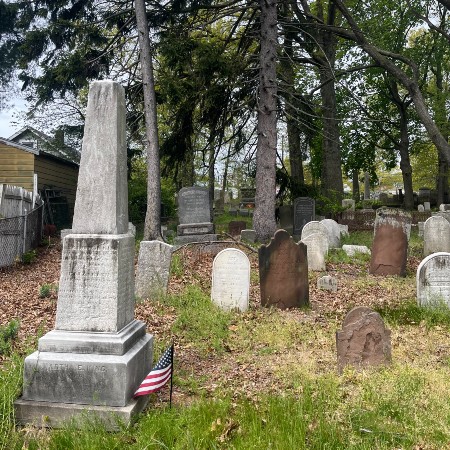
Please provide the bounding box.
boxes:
[259,229,309,309]
[228,221,247,236]
[336,306,391,374]
[369,208,411,276]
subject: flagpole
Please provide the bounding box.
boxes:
[169,343,174,409]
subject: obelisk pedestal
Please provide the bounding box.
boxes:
[15,81,153,429]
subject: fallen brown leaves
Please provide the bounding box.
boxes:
[0,241,442,407]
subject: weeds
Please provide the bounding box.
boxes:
[39,283,58,299]
[0,320,19,356]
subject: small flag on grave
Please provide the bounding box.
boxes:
[134,344,174,398]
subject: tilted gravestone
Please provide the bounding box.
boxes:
[301,232,328,271]
[342,245,371,257]
[211,248,250,311]
[336,306,391,374]
[293,197,315,236]
[320,219,341,248]
[175,186,217,244]
[135,241,173,299]
[15,81,153,428]
[317,275,338,292]
[369,208,411,276]
[259,229,309,309]
[417,252,450,307]
[423,216,450,256]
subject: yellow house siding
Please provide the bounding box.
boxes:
[34,155,79,214]
[0,144,34,190]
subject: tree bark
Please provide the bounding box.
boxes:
[397,104,414,209]
[135,0,162,241]
[317,1,343,202]
[254,0,278,242]
[352,169,360,201]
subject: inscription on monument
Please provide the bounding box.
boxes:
[293,197,315,235]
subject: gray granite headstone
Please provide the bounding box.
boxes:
[241,229,256,243]
[417,252,450,307]
[211,249,250,311]
[424,216,450,256]
[336,306,391,374]
[301,232,328,271]
[424,201,431,211]
[135,241,173,299]
[440,204,450,211]
[293,197,315,236]
[175,186,217,244]
[16,80,153,428]
[418,221,424,238]
[418,204,425,212]
[317,275,337,292]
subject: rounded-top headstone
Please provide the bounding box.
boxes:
[320,219,341,248]
[301,221,328,241]
[211,248,250,311]
[423,216,450,256]
[417,252,450,307]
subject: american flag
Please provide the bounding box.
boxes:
[134,344,174,398]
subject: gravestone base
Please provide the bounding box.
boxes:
[174,234,218,245]
[20,332,153,407]
[15,395,149,431]
[177,222,215,236]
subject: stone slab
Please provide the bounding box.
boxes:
[38,320,146,356]
[173,234,218,245]
[177,222,214,236]
[15,395,149,431]
[342,245,371,257]
[178,187,211,224]
[241,229,256,243]
[228,221,247,236]
[293,197,315,235]
[301,232,328,271]
[417,252,450,307]
[135,240,173,299]
[22,335,153,407]
[424,216,450,256]
[320,219,341,248]
[317,275,337,292]
[72,81,128,235]
[211,249,250,311]
[56,233,135,332]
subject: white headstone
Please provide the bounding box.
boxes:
[339,224,349,237]
[211,249,250,311]
[417,252,450,307]
[342,245,371,257]
[424,202,431,211]
[317,275,337,292]
[320,219,341,248]
[418,204,425,212]
[439,204,450,212]
[424,216,450,256]
[135,241,173,299]
[301,232,328,271]
[301,221,328,241]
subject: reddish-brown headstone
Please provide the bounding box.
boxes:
[259,229,309,309]
[336,306,391,374]
[369,208,411,276]
[228,221,247,236]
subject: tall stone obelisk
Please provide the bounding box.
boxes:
[15,81,153,427]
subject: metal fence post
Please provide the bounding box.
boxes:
[23,213,27,255]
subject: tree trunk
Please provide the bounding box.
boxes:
[352,169,360,201]
[208,146,215,221]
[254,0,278,242]
[317,1,343,202]
[397,104,414,209]
[135,0,162,241]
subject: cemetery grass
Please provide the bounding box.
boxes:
[3,234,450,447]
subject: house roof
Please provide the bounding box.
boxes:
[4,126,80,165]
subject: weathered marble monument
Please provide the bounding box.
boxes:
[15,81,153,427]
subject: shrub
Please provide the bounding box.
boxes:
[0,320,19,355]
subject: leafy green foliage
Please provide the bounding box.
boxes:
[0,320,19,356]
[21,250,37,264]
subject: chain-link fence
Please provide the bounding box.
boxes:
[0,204,43,268]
